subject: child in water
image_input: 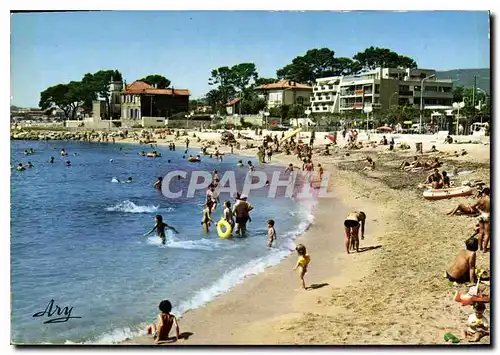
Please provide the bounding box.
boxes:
[223,201,235,233]
[147,300,181,344]
[201,200,215,233]
[144,215,179,245]
[266,220,277,248]
[293,244,310,290]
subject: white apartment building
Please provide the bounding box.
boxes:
[311,67,454,114]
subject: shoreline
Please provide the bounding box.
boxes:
[12,132,490,345]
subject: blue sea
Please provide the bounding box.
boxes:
[10,140,314,344]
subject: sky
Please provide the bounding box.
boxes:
[10,10,490,107]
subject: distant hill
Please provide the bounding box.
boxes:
[436,69,490,93]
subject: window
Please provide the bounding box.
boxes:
[375,85,380,94]
[425,86,437,92]
[297,97,305,105]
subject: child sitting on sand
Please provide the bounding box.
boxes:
[147,300,181,344]
[266,219,277,248]
[293,244,311,290]
[464,302,489,342]
[361,157,375,171]
[144,215,179,245]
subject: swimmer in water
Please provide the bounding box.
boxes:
[16,163,25,171]
[61,149,67,156]
[168,160,171,163]
[126,177,133,183]
[50,156,55,164]
[25,162,33,168]
[153,177,163,190]
[144,214,179,245]
[66,161,71,166]
[29,148,34,154]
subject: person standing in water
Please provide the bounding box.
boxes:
[266,220,277,248]
[223,201,235,233]
[144,215,179,245]
[50,156,55,164]
[232,195,253,237]
[344,211,366,254]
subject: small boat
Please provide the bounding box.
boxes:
[423,186,473,200]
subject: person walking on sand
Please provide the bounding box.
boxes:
[344,212,366,254]
[293,244,310,290]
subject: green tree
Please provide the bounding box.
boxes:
[353,46,417,71]
[139,74,171,89]
[39,82,84,120]
[254,77,278,86]
[230,63,258,94]
[241,98,266,114]
[80,69,123,118]
[276,48,356,84]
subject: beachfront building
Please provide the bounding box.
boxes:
[66,79,190,129]
[254,80,312,109]
[226,97,241,115]
[310,67,454,114]
[121,81,190,121]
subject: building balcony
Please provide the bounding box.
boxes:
[414,91,454,99]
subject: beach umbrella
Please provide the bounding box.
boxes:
[376,126,393,132]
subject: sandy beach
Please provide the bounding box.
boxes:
[108,128,491,345]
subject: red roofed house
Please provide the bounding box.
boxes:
[120,81,190,121]
[254,80,312,109]
[225,97,241,115]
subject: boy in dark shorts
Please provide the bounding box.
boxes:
[144,215,179,245]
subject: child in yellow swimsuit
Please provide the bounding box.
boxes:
[293,244,310,290]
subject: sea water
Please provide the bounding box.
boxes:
[10,140,314,344]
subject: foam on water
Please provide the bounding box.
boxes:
[105,200,170,213]
[146,233,242,251]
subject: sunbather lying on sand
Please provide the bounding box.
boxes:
[447,203,480,216]
[399,156,422,170]
[423,157,442,170]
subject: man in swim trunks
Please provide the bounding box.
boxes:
[233,195,253,237]
[473,188,490,252]
[344,212,366,254]
[446,236,478,284]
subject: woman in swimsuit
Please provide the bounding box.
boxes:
[344,212,366,254]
